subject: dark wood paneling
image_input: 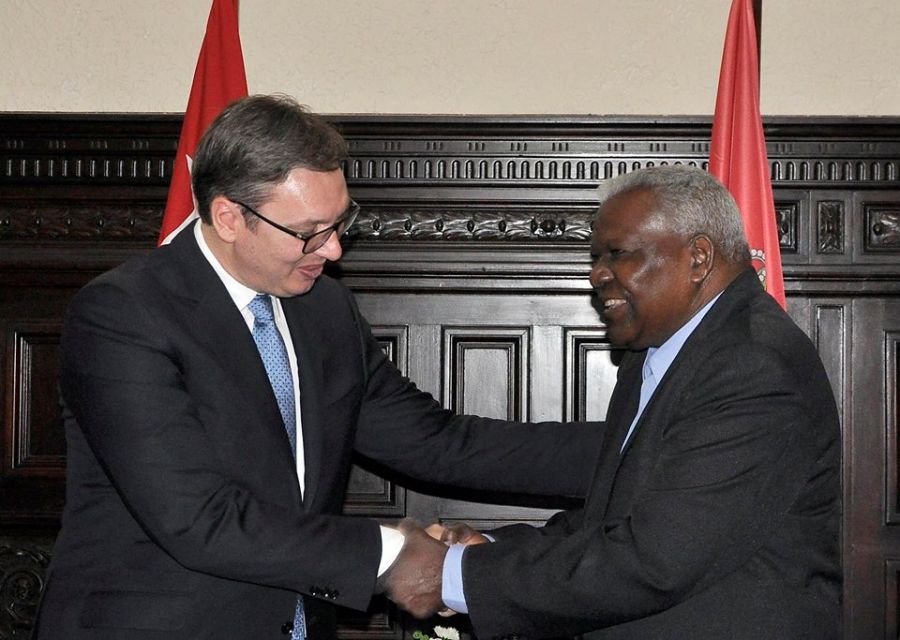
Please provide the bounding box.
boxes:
[443,328,529,421]
[564,330,623,423]
[1,114,899,640]
[342,327,409,518]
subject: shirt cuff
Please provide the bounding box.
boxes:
[377,525,405,577]
[441,543,469,614]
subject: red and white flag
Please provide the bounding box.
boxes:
[158,0,248,245]
[709,0,786,308]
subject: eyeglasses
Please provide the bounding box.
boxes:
[232,198,360,254]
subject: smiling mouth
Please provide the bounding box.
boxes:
[297,264,324,277]
[603,298,627,311]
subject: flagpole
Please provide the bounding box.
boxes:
[752,0,762,70]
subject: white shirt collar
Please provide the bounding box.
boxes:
[644,290,724,383]
[193,220,261,312]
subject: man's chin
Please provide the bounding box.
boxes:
[281,276,319,298]
[605,325,634,350]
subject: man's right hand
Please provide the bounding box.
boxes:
[378,519,449,619]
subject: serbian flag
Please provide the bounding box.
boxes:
[158,0,248,245]
[708,0,786,308]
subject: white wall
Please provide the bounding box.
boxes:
[1,0,897,116]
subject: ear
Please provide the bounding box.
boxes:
[688,234,715,284]
[209,196,243,244]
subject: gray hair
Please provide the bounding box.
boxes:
[596,165,751,263]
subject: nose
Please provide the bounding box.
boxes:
[313,229,343,261]
[589,261,612,288]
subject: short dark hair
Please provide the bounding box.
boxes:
[596,165,751,263]
[191,94,349,223]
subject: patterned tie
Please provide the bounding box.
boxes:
[247,294,305,640]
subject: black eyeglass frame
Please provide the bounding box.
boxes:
[231,198,360,255]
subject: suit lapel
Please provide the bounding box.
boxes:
[584,351,644,519]
[164,226,300,482]
[280,295,327,510]
[584,269,765,521]
[628,267,762,431]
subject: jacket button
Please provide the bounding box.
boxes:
[281,620,294,634]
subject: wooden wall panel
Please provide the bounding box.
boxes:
[341,327,409,518]
[564,330,623,423]
[2,324,65,474]
[812,303,849,423]
[0,322,66,528]
[886,331,900,525]
[1,114,898,639]
[845,298,900,639]
[443,328,529,421]
[858,191,900,261]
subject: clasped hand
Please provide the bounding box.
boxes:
[377,518,487,619]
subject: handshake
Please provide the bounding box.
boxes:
[377,519,488,619]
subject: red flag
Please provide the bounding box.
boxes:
[158,0,248,245]
[709,0,786,308]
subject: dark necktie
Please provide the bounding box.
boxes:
[247,294,305,640]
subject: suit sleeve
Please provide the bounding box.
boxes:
[346,296,604,500]
[59,277,381,611]
[459,340,825,638]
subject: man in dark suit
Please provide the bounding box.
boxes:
[386,165,842,639]
[35,94,600,639]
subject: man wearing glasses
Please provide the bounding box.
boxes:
[37,94,600,639]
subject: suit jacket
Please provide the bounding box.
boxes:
[462,268,842,640]
[36,224,601,640]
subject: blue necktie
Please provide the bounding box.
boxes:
[247,294,305,640]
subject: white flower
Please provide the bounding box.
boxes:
[433,626,460,640]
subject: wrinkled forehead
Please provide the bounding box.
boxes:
[593,188,668,237]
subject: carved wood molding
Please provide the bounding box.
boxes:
[1,115,898,289]
[352,207,594,242]
[867,206,900,251]
[0,539,51,639]
[0,203,161,241]
[3,115,898,194]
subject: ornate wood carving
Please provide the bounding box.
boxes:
[774,201,799,252]
[866,205,900,251]
[351,207,593,242]
[0,540,51,639]
[0,204,161,241]
[817,201,845,254]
